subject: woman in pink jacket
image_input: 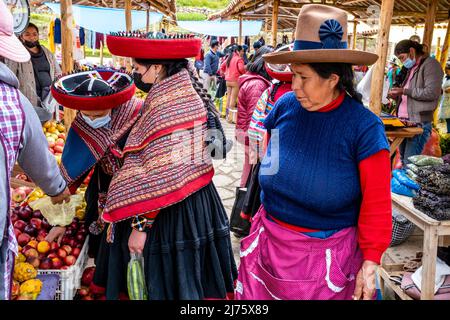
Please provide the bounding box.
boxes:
[236,46,273,187]
[220,45,245,114]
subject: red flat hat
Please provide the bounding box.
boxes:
[51,69,135,111]
[265,44,294,83]
[106,31,201,59]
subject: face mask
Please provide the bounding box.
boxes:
[403,58,416,69]
[81,113,111,129]
[23,40,39,48]
[133,71,153,93]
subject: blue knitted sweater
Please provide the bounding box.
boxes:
[260,92,389,230]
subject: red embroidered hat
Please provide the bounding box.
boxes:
[106,31,202,59]
[265,44,294,83]
[51,68,135,111]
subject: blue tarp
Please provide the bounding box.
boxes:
[178,20,263,37]
[44,3,163,34]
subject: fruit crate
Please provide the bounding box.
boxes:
[37,236,89,300]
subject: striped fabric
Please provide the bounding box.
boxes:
[102,69,214,224]
[248,89,271,146]
[0,81,25,300]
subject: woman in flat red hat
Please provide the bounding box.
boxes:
[77,32,236,300]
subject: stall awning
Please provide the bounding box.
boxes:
[177,20,263,37]
[44,3,163,34]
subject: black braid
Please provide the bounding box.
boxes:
[270,82,283,101]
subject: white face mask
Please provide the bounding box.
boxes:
[81,113,111,129]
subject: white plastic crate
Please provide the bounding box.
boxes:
[37,236,89,300]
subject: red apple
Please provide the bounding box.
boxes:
[68,239,77,248]
[48,141,55,148]
[39,258,52,270]
[81,295,94,301]
[75,233,85,243]
[64,255,76,266]
[51,257,63,269]
[32,210,43,219]
[61,266,70,270]
[17,207,32,221]
[72,247,81,258]
[23,224,37,237]
[70,222,78,230]
[14,220,26,232]
[54,145,64,153]
[76,243,83,249]
[62,245,72,255]
[78,287,89,297]
[47,253,58,259]
[41,218,51,231]
[13,228,21,239]
[38,252,46,260]
[81,267,95,286]
[11,213,19,224]
[57,248,67,259]
[26,256,40,268]
[17,233,31,246]
[58,133,66,140]
[36,229,47,241]
[30,218,42,230]
[48,148,55,155]
[50,242,59,252]
[55,138,65,147]
[11,188,26,203]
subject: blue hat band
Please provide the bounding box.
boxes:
[293,40,348,51]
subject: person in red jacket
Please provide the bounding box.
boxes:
[236,46,273,187]
[220,45,245,114]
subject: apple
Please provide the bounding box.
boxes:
[30,218,42,230]
[37,240,51,254]
[72,247,81,258]
[50,242,59,252]
[78,287,89,297]
[75,243,83,249]
[65,228,76,237]
[82,295,94,300]
[11,213,19,224]
[61,266,70,270]
[81,267,95,286]
[32,210,43,219]
[62,245,72,255]
[41,218,51,231]
[68,239,77,248]
[13,220,27,232]
[61,236,70,245]
[23,248,38,259]
[51,257,63,269]
[13,228,21,239]
[23,224,37,237]
[48,141,56,148]
[58,132,66,140]
[17,233,31,246]
[38,252,46,260]
[39,258,52,270]
[15,174,29,181]
[17,207,32,221]
[54,145,64,154]
[27,239,38,249]
[12,188,26,203]
[47,253,58,259]
[48,148,55,155]
[70,222,78,230]
[64,255,76,266]
[55,138,65,147]
[57,248,67,259]
[36,230,47,242]
[26,256,40,268]
[46,136,56,144]
[75,233,85,243]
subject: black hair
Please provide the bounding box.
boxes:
[307,63,362,104]
[245,46,273,81]
[210,40,219,48]
[24,22,39,34]
[394,39,425,56]
[253,41,262,49]
[226,45,243,68]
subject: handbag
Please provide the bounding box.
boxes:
[241,162,262,221]
[229,186,251,237]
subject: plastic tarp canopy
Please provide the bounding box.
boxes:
[178,20,263,37]
[44,3,163,34]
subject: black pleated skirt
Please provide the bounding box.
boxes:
[93,182,238,300]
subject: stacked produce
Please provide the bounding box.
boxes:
[12,261,42,300]
[42,120,66,165]
[74,267,104,300]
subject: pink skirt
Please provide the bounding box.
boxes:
[235,206,364,300]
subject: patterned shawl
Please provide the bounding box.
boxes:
[102,69,214,223]
[60,97,142,193]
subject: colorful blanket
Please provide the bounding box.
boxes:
[102,69,214,223]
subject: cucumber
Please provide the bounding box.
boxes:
[127,255,148,300]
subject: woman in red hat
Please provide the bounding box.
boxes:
[75,32,237,300]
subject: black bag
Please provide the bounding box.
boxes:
[229,187,251,237]
[215,76,227,99]
[242,162,262,220]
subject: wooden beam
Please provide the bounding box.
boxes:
[146,8,150,32]
[61,0,76,129]
[352,21,358,49]
[436,36,441,61]
[264,0,269,33]
[440,22,450,70]
[363,37,368,51]
[100,41,104,66]
[112,0,116,8]
[125,0,132,71]
[369,0,394,116]
[422,0,439,51]
[238,15,243,45]
[272,0,280,47]
[242,13,297,20]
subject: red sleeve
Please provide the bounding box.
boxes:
[358,149,392,264]
[237,58,246,75]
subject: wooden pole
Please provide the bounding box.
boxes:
[363,37,368,51]
[352,21,358,50]
[61,0,76,128]
[238,15,243,45]
[272,0,280,47]
[436,36,441,61]
[440,22,450,70]
[146,9,150,33]
[422,0,438,53]
[112,0,117,68]
[125,0,132,71]
[100,41,104,66]
[369,0,394,116]
[264,0,269,34]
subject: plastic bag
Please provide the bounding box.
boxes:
[392,169,420,191]
[29,194,83,226]
[127,253,148,300]
[406,163,420,174]
[391,176,417,197]
[421,129,442,158]
[408,155,444,167]
[406,169,418,181]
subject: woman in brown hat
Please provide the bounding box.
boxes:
[236,4,391,300]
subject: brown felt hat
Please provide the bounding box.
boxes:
[263,4,378,66]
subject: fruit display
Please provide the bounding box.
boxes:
[43,120,66,165]
[26,188,45,204]
[74,267,106,300]
[12,262,42,300]
[10,186,33,204]
[19,279,43,300]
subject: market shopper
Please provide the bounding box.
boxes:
[220,45,245,114]
[79,33,237,300]
[236,46,273,187]
[201,40,220,94]
[0,2,70,299]
[439,63,450,133]
[4,22,61,123]
[235,4,392,300]
[389,39,444,165]
[46,68,142,298]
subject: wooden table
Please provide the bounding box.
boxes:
[379,193,450,300]
[385,127,424,157]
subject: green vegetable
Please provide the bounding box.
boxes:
[127,254,148,300]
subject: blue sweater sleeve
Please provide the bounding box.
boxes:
[355,111,390,163]
[203,53,212,75]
